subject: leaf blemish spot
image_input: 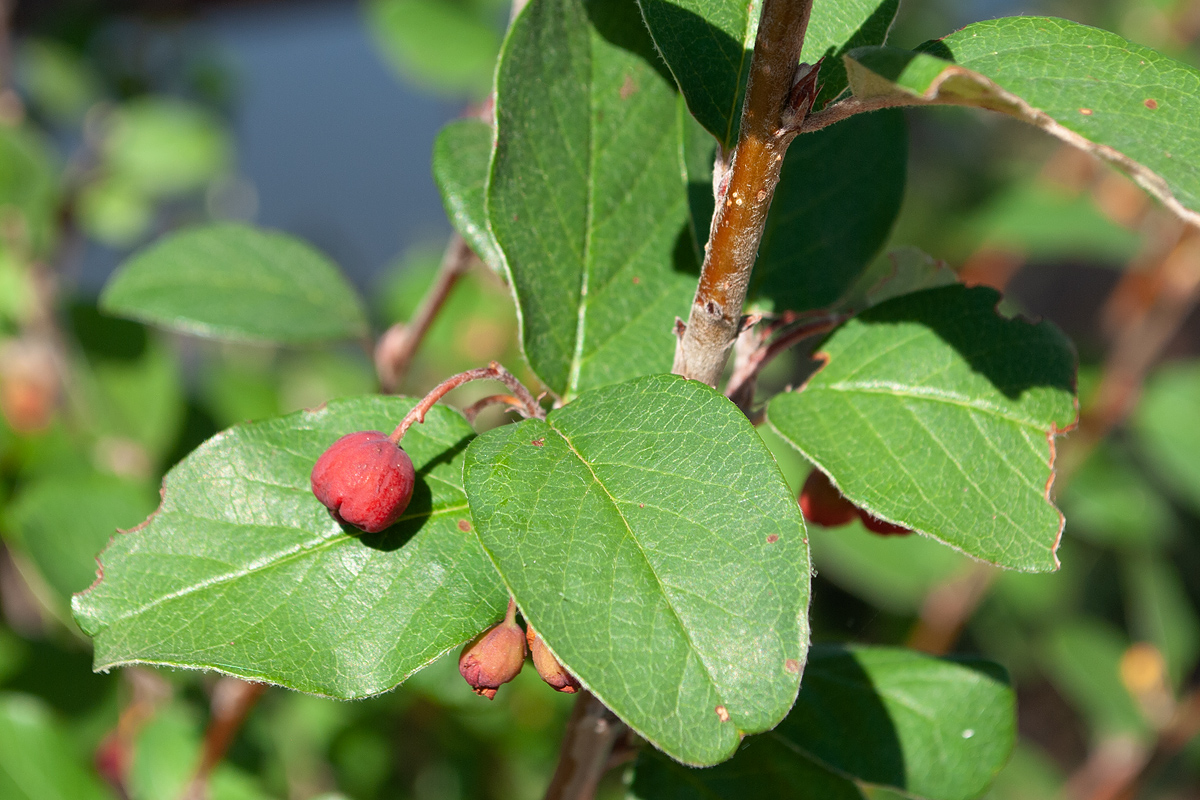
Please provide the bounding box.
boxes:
[1079,108,1093,115]
[1144,98,1158,110]
[785,659,800,673]
[766,534,779,543]
[632,276,640,285]
[962,728,975,739]
[458,519,472,532]
[531,438,545,447]
[715,705,730,722]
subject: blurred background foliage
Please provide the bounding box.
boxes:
[0,0,1198,798]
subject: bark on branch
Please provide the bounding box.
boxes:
[673,0,818,386]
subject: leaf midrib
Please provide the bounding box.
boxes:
[85,502,469,630]
[815,380,1048,430]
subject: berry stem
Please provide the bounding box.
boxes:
[390,362,544,443]
[463,393,525,423]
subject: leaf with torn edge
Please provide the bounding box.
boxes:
[72,397,508,698]
[845,16,1200,226]
[464,374,810,766]
[768,285,1077,572]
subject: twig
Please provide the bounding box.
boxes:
[798,94,918,134]
[542,691,627,800]
[390,361,543,443]
[673,0,819,386]
[725,314,844,412]
[462,393,526,423]
[184,679,267,800]
[375,234,476,393]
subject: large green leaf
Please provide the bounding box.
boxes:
[1134,361,1200,513]
[463,374,809,765]
[101,223,369,345]
[629,646,1015,800]
[845,17,1200,226]
[6,473,157,607]
[488,0,697,400]
[768,285,1077,572]
[779,646,1014,800]
[432,119,503,272]
[637,0,899,149]
[0,693,115,800]
[752,109,907,312]
[72,397,508,698]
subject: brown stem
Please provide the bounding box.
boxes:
[725,314,844,412]
[542,691,627,800]
[375,234,476,393]
[462,393,525,423]
[673,0,818,386]
[184,679,267,800]
[390,361,543,443]
[799,94,919,133]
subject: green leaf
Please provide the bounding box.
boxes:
[464,374,809,765]
[629,646,1015,800]
[489,0,696,400]
[432,119,503,272]
[768,285,1077,572]
[365,0,502,97]
[6,473,157,607]
[101,223,369,345]
[630,739,865,800]
[637,0,899,149]
[1134,361,1200,513]
[780,646,1015,800]
[72,397,508,699]
[0,692,115,800]
[104,98,230,198]
[845,17,1200,226]
[752,110,907,312]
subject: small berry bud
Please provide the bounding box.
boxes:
[526,625,579,694]
[310,431,415,533]
[459,601,526,699]
[798,470,858,528]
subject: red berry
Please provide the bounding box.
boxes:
[310,431,415,533]
[459,614,527,699]
[858,509,912,536]
[527,625,579,694]
[798,470,858,528]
